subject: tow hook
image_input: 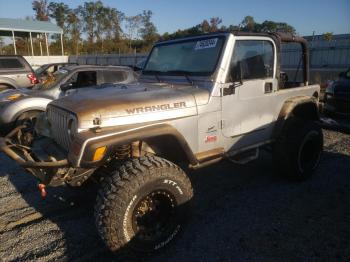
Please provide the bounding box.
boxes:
[38,184,47,198]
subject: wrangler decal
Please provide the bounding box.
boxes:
[126,102,186,114]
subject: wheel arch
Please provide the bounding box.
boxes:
[0,81,17,89]
[74,123,198,168]
[273,96,320,138]
[13,107,46,123]
[3,97,51,124]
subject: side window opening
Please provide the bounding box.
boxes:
[103,70,127,83]
[75,71,97,88]
[280,42,305,89]
[0,58,24,69]
[227,40,274,83]
[65,72,78,87]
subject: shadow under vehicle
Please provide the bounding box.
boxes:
[0,32,323,255]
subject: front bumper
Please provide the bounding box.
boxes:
[0,125,69,185]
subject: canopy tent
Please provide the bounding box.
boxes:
[0,18,64,56]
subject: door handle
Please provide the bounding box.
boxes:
[264,82,273,93]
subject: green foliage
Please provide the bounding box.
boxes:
[323,32,333,41]
[32,0,49,21]
[25,2,299,55]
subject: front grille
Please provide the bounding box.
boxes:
[47,105,75,151]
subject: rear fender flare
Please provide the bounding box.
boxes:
[273,96,319,138]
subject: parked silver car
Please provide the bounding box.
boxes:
[35,62,77,81]
[0,55,38,92]
[0,65,137,133]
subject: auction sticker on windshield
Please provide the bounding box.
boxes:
[195,38,218,50]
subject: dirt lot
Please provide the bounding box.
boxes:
[0,119,350,261]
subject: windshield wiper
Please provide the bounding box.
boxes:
[164,70,195,86]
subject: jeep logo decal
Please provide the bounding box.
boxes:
[126,102,186,114]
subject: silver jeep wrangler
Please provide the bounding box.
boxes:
[0,32,323,254]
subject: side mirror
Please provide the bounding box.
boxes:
[223,84,236,96]
[60,82,73,91]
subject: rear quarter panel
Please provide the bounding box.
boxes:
[274,84,320,120]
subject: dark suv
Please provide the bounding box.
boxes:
[324,68,350,115]
[0,55,38,92]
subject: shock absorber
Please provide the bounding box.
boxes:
[115,144,131,159]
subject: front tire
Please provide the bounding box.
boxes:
[94,156,193,253]
[273,118,323,181]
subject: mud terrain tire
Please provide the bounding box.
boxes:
[94,156,193,253]
[274,118,323,181]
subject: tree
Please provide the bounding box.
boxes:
[241,15,255,32]
[78,1,96,44]
[104,8,124,41]
[48,2,70,29]
[209,17,222,32]
[323,32,333,41]
[200,20,210,33]
[0,37,4,54]
[260,20,295,34]
[32,0,49,21]
[139,10,158,44]
[125,15,143,50]
[67,8,82,55]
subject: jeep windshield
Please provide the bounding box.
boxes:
[143,36,225,76]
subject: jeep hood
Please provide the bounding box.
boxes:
[50,83,210,128]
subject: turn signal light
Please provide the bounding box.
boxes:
[93,146,107,161]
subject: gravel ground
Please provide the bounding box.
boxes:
[0,121,349,261]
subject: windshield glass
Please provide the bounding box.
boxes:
[32,69,68,90]
[35,65,47,75]
[143,36,225,76]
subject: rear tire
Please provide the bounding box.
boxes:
[273,118,323,181]
[94,156,193,253]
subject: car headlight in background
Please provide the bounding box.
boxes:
[6,93,22,101]
[325,93,333,100]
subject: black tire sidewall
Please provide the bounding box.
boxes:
[95,157,193,253]
[275,119,323,180]
[122,176,190,252]
[293,123,323,178]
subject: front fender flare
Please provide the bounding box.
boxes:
[68,123,198,168]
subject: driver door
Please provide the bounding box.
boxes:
[63,71,98,96]
[221,39,277,147]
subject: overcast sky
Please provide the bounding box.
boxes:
[0,0,349,36]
